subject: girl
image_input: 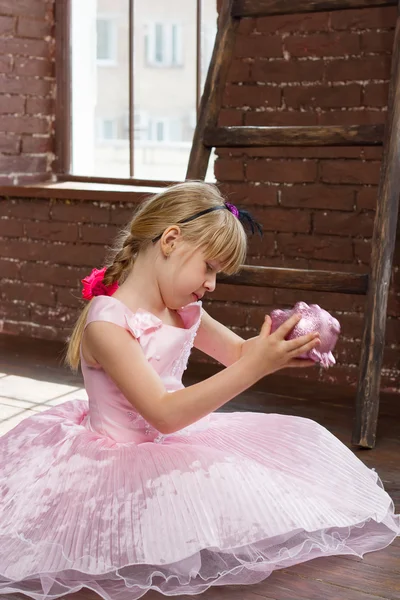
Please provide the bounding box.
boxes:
[0,181,398,600]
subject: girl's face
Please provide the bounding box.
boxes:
[157,238,221,310]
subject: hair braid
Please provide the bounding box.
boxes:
[104,232,140,286]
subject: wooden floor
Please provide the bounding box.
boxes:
[1,334,399,600]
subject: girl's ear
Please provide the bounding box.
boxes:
[160,226,181,255]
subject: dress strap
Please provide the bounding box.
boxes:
[85,296,162,339]
[85,296,128,330]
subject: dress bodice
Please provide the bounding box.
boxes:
[80,295,203,443]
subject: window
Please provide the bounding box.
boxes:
[155,120,165,141]
[171,24,180,66]
[69,0,217,182]
[121,112,150,141]
[145,22,183,68]
[97,118,118,141]
[146,117,183,142]
[96,18,117,65]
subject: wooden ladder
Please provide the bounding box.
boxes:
[187,0,400,449]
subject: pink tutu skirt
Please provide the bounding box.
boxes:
[0,399,399,599]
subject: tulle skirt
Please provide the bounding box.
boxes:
[0,399,399,599]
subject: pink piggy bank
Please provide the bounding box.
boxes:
[270,301,340,368]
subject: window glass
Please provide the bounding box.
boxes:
[71,0,217,181]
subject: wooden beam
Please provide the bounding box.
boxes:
[232,0,397,18]
[217,266,369,295]
[204,125,384,147]
[353,3,400,449]
[186,1,239,180]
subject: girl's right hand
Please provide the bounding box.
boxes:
[252,313,320,377]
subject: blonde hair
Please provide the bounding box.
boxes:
[65,181,248,370]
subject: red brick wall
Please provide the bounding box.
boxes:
[0,0,55,184]
[0,195,141,337]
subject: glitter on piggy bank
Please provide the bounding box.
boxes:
[270,302,341,368]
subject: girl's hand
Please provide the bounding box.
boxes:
[252,313,320,377]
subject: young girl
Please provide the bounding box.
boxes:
[0,181,398,600]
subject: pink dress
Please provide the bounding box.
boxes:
[0,295,399,600]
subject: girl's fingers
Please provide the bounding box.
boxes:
[285,331,319,352]
[290,337,320,358]
[260,315,272,338]
[274,313,302,339]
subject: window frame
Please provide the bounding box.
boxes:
[55,0,209,187]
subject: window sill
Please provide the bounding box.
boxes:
[0,181,164,202]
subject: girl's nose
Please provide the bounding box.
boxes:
[204,273,216,292]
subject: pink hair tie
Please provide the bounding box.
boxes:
[81,267,119,300]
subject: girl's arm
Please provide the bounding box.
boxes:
[85,315,318,436]
[194,309,259,367]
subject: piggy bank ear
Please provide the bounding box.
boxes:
[271,309,285,318]
[309,304,321,311]
[294,301,308,311]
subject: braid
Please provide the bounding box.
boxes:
[104,232,140,286]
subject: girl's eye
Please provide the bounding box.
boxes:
[206,263,213,272]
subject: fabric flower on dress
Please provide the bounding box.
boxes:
[125,311,163,339]
[81,267,119,300]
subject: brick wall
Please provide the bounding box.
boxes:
[0,4,399,392]
[0,194,143,338]
[0,0,55,184]
[208,4,399,390]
